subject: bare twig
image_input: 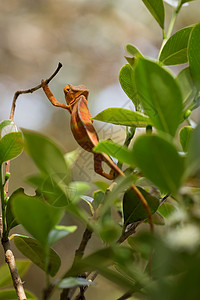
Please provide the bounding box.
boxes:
[0,63,63,300]
[75,228,93,260]
[9,62,62,120]
[2,239,27,300]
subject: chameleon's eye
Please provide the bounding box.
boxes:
[66,88,70,92]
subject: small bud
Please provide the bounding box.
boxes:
[5,172,10,182]
[184,109,191,119]
[5,197,9,205]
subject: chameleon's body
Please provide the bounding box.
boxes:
[41,81,153,230]
[41,82,123,179]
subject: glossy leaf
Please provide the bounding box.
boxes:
[134,58,183,137]
[142,0,165,29]
[58,277,95,289]
[23,129,70,184]
[123,186,160,224]
[132,134,184,194]
[94,140,135,168]
[186,123,200,177]
[11,192,64,246]
[0,260,30,288]
[0,289,37,300]
[176,67,196,106]
[126,44,143,57]
[0,120,18,135]
[92,108,153,127]
[179,126,194,152]
[119,64,138,106]
[48,225,77,247]
[0,132,23,164]
[188,23,200,90]
[159,26,193,65]
[12,235,61,277]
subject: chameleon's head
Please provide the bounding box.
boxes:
[64,84,89,105]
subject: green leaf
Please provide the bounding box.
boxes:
[99,175,136,217]
[0,120,18,134]
[0,132,23,164]
[119,64,138,106]
[132,134,184,194]
[0,289,37,300]
[98,219,121,244]
[68,181,91,203]
[123,186,160,224]
[93,190,105,210]
[48,225,77,247]
[11,193,64,246]
[135,58,183,137]
[12,235,61,277]
[58,277,95,289]
[188,23,200,90]
[94,140,135,168]
[27,175,70,207]
[142,0,165,29]
[126,44,143,57]
[64,150,79,169]
[179,126,194,152]
[92,108,153,127]
[159,26,193,65]
[94,181,109,192]
[158,202,176,218]
[6,189,26,232]
[0,260,31,288]
[176,67,196,106]
[151,212,165,225]
[23,129,70,184]
[186,123,200,177]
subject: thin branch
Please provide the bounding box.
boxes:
[74,272,98,300]
[116,291,132,300]
[2,239,27,300]
[75,227,93,260]
[9,62,62,120]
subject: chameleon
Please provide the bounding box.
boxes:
[41,80,153,230]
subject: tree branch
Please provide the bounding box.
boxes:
[2,239,27,300]
[9,62,62,120]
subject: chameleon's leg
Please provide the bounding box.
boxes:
[94,154,116,180]
[41,80,71,111]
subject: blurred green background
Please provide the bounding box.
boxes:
[0,0,199,299]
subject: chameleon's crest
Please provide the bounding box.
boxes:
[64,84,89,105]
